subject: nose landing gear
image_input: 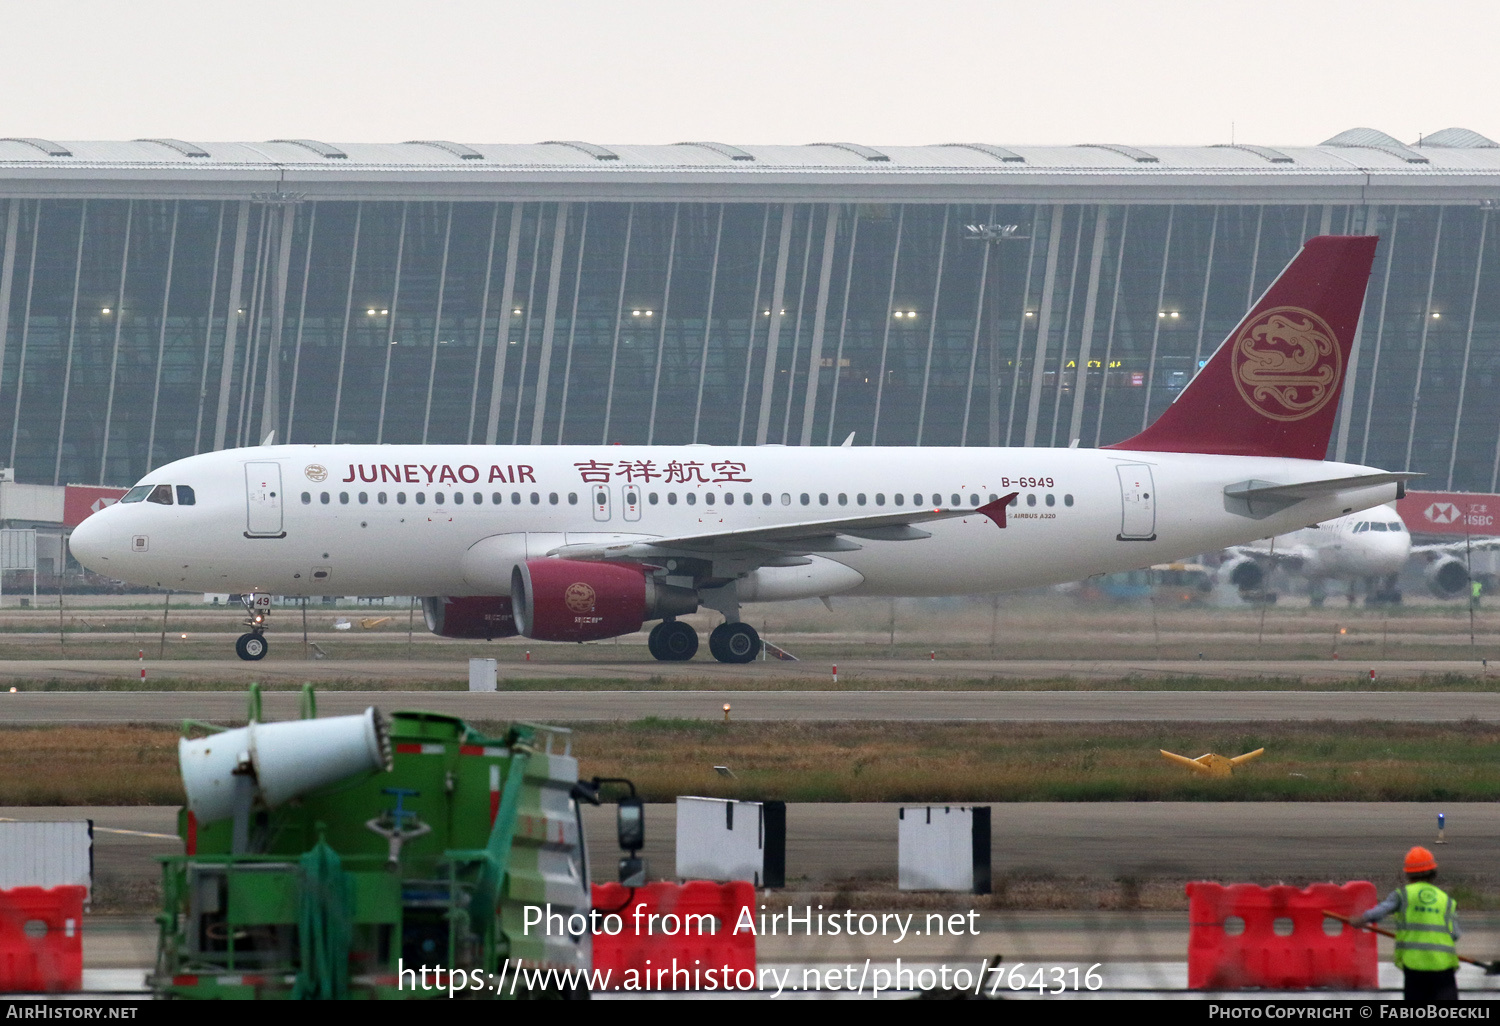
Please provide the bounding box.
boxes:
[235,594,271,661]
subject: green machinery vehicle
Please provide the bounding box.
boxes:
[151,685,635,999]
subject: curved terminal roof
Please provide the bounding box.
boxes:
[0,128,1497,204]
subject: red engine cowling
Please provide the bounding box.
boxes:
[422,596,519,639]
[511,559,697,642]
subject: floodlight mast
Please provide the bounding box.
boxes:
[962,224,1031,446]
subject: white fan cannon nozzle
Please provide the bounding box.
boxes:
[179,707,392,824]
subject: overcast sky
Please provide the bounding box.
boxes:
[2,0,1495,148]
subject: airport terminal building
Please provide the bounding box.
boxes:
[2,127,1500,491]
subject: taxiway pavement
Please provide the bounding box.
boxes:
[2,687,1500,723]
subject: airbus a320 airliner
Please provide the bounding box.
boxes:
[70,236,1410,663]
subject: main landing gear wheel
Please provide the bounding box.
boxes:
[708,622,760,664]
[647,620,698,662]
[235,632,268,661]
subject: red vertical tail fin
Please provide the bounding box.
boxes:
[1105,235,1378,460]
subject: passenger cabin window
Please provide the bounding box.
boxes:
[175,485,196,506]
[121,485,151,503]
[147,484,173,505]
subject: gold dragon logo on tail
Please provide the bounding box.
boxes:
[1230,306,1342,422]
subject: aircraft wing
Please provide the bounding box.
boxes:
[546,492,1020,563]
[1412,538,1500,557]
[1224,544,1314,570]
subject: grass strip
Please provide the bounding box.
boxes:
[12,719,1500,805]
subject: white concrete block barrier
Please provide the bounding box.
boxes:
[898,806,991,894]
[676,796,786,888]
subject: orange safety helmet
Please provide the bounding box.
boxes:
[1404,846,1438,874]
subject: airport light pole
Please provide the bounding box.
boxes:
[963,223,1029,447]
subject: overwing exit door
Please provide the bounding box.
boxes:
[591,485,612,522]
[245,462,285,538]
[1115,463,1157,541]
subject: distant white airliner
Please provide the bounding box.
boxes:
[70,236,1410,662]
[1221,504,1495,605]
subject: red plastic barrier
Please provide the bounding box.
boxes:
[591,881,755,988]
[1187,881,1378,990]
[0,886,85,993]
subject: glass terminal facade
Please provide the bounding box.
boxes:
[2,152,1498,490]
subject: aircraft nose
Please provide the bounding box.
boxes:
[68,515,110,573]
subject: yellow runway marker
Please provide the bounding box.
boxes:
[1159,747,1265,777]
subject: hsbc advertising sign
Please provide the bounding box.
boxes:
[63,486,128,529]
[1397,490,1500,537]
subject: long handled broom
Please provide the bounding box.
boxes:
[1323,910,1500,974]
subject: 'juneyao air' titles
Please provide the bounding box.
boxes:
[341,464,537,485]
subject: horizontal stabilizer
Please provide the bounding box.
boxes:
[1224,472,1420,519]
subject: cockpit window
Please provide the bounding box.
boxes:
[120,485,151,503]
[1389,522,1403,532]
[1370,522,1388,532]
[146,484,173,505]
[176,485,196,506]
[1353,522,1368,532]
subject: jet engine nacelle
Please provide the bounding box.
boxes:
[510,559,698,642]
[1425,556,1470,598]
[1219,555,1265,594]
[422,596,518,639]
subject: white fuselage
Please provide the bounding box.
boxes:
[68,444,1403,604]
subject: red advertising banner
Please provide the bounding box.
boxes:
[63,485,127,528]
[1397,490,1500,537]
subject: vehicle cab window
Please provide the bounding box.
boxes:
[147,484,173,505]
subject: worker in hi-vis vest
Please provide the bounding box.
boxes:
[1354,846,1460,1001]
